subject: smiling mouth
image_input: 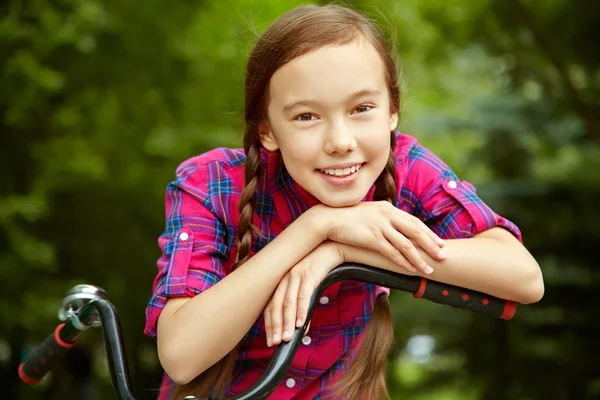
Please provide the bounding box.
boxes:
[318,163,364,177]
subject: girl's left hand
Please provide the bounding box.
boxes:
[264,241,342,347]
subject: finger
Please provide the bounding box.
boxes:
[394,208,444,247]
[423,224,445,247]
[296,269,315,328]
[395,218,446,261]
[304,321,311,336]
[269,276,289,346]
[372,231,416,272]
[282,273,301,342]
[384,228,431,274]
[263,307,272,347]
[416,222,447,259]
[407,216,444,247]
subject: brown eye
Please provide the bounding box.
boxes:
[353,105,373,114]
[295,113,316,121]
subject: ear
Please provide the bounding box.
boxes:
[389,111,399,132]
[258,121,279,152]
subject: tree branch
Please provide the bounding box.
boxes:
[507,0,600,142]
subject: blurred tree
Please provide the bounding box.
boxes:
[0,0,209,397]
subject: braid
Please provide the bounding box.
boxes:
[233,129,262,269]
[169,128,262,399]
[331,130,397,400]
[373,131,398,204]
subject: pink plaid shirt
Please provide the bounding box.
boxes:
[144,132,521,399]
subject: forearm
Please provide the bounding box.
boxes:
[339,227,544,304]
[157,207,327,384]
[418,228,543,303]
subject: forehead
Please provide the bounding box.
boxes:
[269,38,387,105]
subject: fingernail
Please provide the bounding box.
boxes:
[424,265,434,275]
[273,334,279,344]
[438,250,446,259]
[437,237,444,245]
[296,319,302,327]
[267,337,272,347]
[283,331,289,340]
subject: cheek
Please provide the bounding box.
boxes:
[279,131,321,156]
[279,138,320,169]
[364,127,392,153]
[362,131,392,175]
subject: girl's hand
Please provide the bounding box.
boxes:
[318,201,445,275]
[264,241,342,347]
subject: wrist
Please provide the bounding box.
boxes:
[305,204,332,242]
[331,241,345,266]
[322,241,345,270]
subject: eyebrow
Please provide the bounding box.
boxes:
[282,89,382,113]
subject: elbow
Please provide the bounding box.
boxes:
[158,342,207,385]
[169,372,198,387]
[503,240,544,304]
[166,370,195,387]
[516,262,545,304]
[164,364,198,386]
[520,276,544,304]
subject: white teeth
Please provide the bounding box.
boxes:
[321,164,362,177]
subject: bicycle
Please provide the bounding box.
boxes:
[18,262,517,400]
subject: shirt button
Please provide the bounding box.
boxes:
[285,378,296,388]
[319,296,329,305]
[301,336,312,346]
[447,180,458,189]
[179,232,189,241]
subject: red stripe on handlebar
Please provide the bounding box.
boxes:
[413,278,427,298]
[54,323,77,349]
[500,301,517,320]
[18,363,41,385]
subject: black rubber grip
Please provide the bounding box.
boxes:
[413,278,517,320]
[18,323,77,384]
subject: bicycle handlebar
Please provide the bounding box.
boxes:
[19,263,516,400]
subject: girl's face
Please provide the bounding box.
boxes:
[260,37,398,208]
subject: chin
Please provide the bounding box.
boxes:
[318,194,365,208]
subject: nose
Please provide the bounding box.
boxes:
[323,121,357,155]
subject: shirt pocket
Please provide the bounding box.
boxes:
[163,226,195,297]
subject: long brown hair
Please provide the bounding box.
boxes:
[171,4,400,399]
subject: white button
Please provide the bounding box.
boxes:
[319,296,329,305]
[285,378,296,388]
[301,336,312,346]
[447,180,458,189]
[179,232,189,241]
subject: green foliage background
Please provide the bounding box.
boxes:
[1,0,598,399]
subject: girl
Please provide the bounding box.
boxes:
[144,4,544,400]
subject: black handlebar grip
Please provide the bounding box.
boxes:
[413,278,517,320]
[18,323,77,384]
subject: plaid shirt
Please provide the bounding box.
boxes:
[144,132,521,399]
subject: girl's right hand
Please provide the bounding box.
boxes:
[317,201,446,275]
[264,241,342,347]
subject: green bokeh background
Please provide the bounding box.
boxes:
[1,0,598,399]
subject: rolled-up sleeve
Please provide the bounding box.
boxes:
[403,144,522,242]
[144,161,230,338]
